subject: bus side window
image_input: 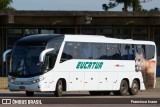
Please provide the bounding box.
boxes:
[44,53,54,71]
[110,44,121,60]
[81,43,92,59]
[135,45,146,59]
[145,45,155,60]
[106,44,112,59]
[72,42,81,59]
[131,45,135,60]
[121,44,126,60]
[60,42,73,63]
[121,44,134,60]
[97,43,107,59]
[47,40,63,54]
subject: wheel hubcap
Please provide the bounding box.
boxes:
[121,82,128,94]
[59,83,62,92]
[122,85,126,92]
[133,83,138,91]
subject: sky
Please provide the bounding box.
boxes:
[11,0,160,11]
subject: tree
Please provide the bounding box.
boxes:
[149,7,160,12]
[102,0,152,12]
[103,0,134,12]
[132,0,141,11]
[0,0,14,10]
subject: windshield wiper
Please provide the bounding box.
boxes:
[16,67,25,76]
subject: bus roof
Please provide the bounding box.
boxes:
[15,34,64,46]
[64,34,155,45]
[15,34,155,46]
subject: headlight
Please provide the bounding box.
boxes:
[31,77,44,83]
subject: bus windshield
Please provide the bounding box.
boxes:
[9,46,45,77]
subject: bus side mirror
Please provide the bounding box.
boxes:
[39,48,54,63]
[3,49,12,62]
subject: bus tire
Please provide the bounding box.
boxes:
[129,80,139,95]
[55,79,63,97]
[26,91,34,96]
[119,80,129,96]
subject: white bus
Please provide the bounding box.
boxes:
[3,34,156,97]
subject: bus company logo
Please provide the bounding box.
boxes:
[114,64,124,67]
[2,99,11,104]
[76,61,103,69]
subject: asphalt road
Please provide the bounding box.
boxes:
[0,89,160,98]
[0,89,160,107]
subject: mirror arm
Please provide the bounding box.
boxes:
[39,48,54,63]
[3,49,12,62]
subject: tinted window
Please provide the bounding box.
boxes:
[60,42,154,62]
[135,45,146,58]
[47,39,63,54]
[121,44,134,60]
[93,43,107,59]
[43,53,55,71]
[81,43,92,59]
[145,45,155,60]
[61,42,74,62]
[107,44,121,60]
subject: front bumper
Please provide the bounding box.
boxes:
[8,81,55,92]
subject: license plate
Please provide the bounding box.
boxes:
[19,86,25,89]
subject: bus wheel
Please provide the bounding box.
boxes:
[119,80,129,96]
[55,80,63,97]
[129,80,139,95]
[26,91,34,96]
